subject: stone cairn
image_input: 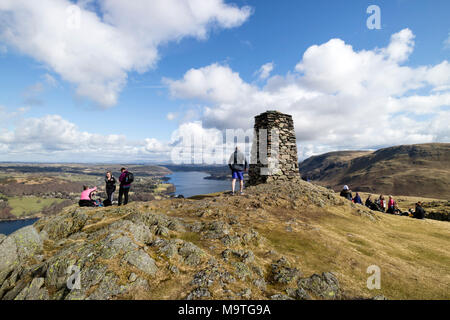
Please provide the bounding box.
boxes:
[248,111,301,186]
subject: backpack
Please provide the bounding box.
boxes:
[123,172,134,184]
[231,152,245,171]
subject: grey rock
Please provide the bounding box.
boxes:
[270,294,295,300]
[168,265,179,275]
[10,226,43,261]
[124,249,158,277]
[203,221,231,239]
[187,287,211,300]
[178,242,205,267]
[15,277,48,300]
[99,235,139,259]
[0,236,18,284]
[43,209,88,240]
[128,273,138,282]
[221,235,240,246]
[238,288,252,299]
[286,287,311,300]
[109,220,154,244]
[253,278,267,291]
[85,273,125,300]
[232,262,252,281]
[270,258,302,285]
[297,272,340,300]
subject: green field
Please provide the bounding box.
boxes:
[7,196,66,217]
[154,183,172,194]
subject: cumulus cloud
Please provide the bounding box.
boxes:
[0,0,251,107]
[166,29,450,160]
[255,62,274,80]
[0,113,171,162]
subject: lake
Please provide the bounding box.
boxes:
[0,171,231,235]
[167,171,231,198]
[0,218,39,236]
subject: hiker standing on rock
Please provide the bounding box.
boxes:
[105,171,116,206]
[118,167,134,206]
[228,146,248,196]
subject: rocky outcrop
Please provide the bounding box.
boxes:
[0,179,385,300]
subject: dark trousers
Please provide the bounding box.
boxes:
[79,199,96,207]
[106,190,114,202]
[118,186,130,206]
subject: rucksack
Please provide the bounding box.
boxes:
[124,172,134,184]
[231,151,245,171]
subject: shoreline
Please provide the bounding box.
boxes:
[0,215,42,223]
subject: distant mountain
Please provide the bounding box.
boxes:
[299,143,450,199]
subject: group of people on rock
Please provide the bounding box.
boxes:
[340,185,426,219]
[79,168,134,208]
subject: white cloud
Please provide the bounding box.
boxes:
[0,113,171,162]
[382,28,415,63]
[255,62,274,80]
[43,73,59,88]
[444,33,450,49]
[167,112,178,121]
[166,29,450,160]
[0,0,251,107]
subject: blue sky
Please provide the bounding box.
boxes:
[0,0,449,162]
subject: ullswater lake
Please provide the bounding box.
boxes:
[167,171,231,198]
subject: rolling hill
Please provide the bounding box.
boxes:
[299,143,450,199]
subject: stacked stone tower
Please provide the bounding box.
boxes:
[248,111,301,186]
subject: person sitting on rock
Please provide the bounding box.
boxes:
[228,146,248,196]
[340,185,353,201]
[353,192,363,205]
[413,202,426,220]
[376,195,386,213]
[79,186,98,207]
[365,195,373,207]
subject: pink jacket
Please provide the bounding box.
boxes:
[80,187,97,200]
[388,198,395,207]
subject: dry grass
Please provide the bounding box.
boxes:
[149,186,450,300]
[256,205,450,299]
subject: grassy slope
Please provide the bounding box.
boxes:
[259,206,449,299]
[143,180,450,299]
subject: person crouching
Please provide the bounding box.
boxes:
[79,186,98,207]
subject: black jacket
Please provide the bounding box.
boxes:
[105,176,116,193]
[340,190,353,201]
[414,205,426,219]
